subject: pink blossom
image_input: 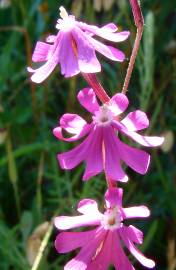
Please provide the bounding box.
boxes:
[53,88,164,182]
[54,188,155,270]
[28,6,130,83]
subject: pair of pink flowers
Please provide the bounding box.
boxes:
[52,86,162,269]
[29,6,163,270]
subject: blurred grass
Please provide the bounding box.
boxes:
[0,0,176,269]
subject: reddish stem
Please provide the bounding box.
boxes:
[122,0,144,94]
[106,176,117,188]
[129,0,144,28]
[82,73,110,103]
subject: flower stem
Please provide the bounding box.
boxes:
[106,175,117,188]
[122,0,144,94]
[82,73,110,103]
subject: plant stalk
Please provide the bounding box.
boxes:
[122,0,144,94]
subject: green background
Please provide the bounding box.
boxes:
[0,0,175,269]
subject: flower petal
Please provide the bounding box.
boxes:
[109,93,129,116]
[59,32,80,77]
[57,133,91,170]
[77,22,130,42]
[120,231,155,268]
[78,22,117,34]
[123,206,150,219]
[87,231,113,270]
[57,145,84,169]
[101,23,118,32]
[54,214,101,231]
[83,127,103,180]
[64,228,106,270]
[32,41,52,62]
[59,114,87,134]
[46,35,56,43]
[103,127,128,182]
[72,27,101,73]
[77,199,100,215]
[90,37,125,62]
[115,137,150,174]
[53,125,91,142]
[28,53,58,83]
[111,231,135,270]
[130,133,164,147]
[53,114,91,142]
[113,120,164,147]
[55,229,97,253]
[105,187,123,208]
[121,110,149,131]
[120,225,143,244]
[95,29,130,42]
[77,88,99,114]
[83,23,118,38]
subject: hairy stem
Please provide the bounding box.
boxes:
[82,73,110,103]
[122,0,144,94]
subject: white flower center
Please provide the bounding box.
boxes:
[101,207,121,231]
[56,6,76,32]
[93,105,113,127]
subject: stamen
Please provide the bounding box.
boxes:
[108,216,116,226]
[59,6,68,19]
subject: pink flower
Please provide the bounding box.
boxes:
[28,6,130,83]
[54,187,155,270]
[53,88,164,182]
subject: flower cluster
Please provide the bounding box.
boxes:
[29,5,163,270]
